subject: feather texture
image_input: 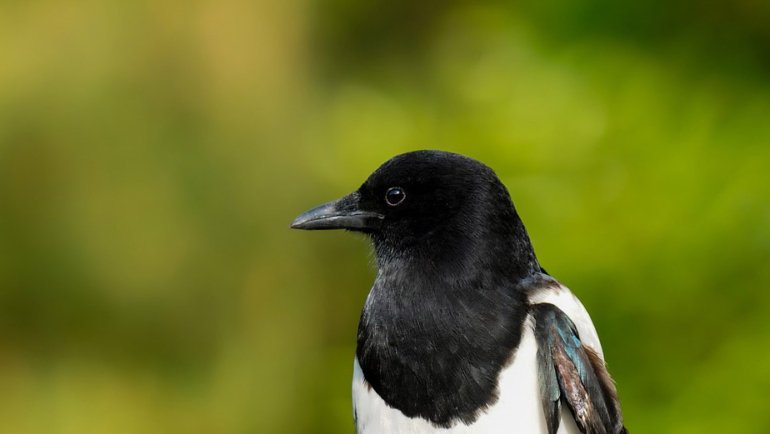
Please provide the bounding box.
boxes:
[532,303,626,434]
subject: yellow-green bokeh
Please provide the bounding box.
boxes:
[1,0,769,433]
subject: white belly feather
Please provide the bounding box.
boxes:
[352,284,599,434]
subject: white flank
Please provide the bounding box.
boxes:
[352,315,584,434]
[527,283,604,358]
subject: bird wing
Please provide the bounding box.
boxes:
[531,303,627,434]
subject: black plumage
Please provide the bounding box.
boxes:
[292,150,627,434]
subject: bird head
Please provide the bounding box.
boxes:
[294,150,488,226]
[292,151,539,276]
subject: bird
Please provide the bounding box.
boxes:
[291,150,627,434]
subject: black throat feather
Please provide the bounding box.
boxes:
[356,179,539,427]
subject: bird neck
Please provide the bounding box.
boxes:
[372,206,541,282]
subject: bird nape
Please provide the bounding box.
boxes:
[292,150,627,434]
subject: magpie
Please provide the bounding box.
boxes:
[291,151,627,434]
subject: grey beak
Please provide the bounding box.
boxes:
[291,192,384,231]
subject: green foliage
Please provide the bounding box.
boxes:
[0,0,768,433]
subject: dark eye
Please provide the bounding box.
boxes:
[385,187,406,206]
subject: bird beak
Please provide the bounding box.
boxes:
[291,192,384,231]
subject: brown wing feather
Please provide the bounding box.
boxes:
[553,344,607,434]
[532,303,628,434]
[585,347,627,434]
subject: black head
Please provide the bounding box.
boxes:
[292,150,540,277]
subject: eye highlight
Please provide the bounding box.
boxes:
[385,187,406,206]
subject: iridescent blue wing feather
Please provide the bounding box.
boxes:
[532,303,627,434]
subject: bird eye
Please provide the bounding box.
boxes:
[385,187,406,206]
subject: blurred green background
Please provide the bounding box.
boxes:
[1,0,769,433]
